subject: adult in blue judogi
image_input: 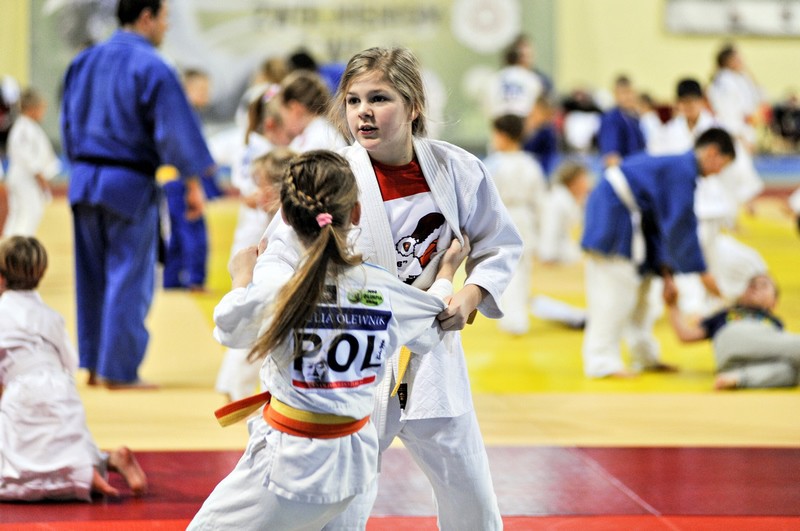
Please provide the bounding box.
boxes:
[61,0,215,386]
[580,128,735,378]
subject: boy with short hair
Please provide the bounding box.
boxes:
[483,114,547,334]
[0,236,147,500]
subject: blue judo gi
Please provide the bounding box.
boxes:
[597,107,646,159]
[61,30,215,383]
[523,124,559,177]
[161,175,220,289]
[580,151,708,377]
[581,150,707,275]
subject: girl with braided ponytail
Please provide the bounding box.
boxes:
[190,150,470,530]
[222,47,521,531]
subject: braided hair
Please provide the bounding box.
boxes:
[248,150,362,362]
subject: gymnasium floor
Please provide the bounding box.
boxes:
[2,195,799,530]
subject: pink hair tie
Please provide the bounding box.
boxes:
[316,213,333,228]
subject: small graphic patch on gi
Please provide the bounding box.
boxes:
[347,289,385,306]
[306,306,391,331]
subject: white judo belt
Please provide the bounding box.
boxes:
[604,166,645,265]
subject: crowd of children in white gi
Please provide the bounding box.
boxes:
[2,12,800,530]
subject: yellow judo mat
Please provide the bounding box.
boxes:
[34,196,800,451]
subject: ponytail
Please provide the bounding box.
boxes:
[248,150,361,362]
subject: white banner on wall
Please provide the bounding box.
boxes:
[666,0,800,36]
[37,0,535,148]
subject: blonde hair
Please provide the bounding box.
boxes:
[330,47,427,141]
[0,236,48,290]
[252,147,295,189]
[259,56,289,85]
[248,150,362,362]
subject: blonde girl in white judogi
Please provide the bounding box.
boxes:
[3,88,60,237]
[189,151,470,530]
[261,47,521,530]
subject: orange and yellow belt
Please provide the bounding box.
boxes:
[214,391,368,439]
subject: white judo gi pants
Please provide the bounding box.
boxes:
[582,255,662,377]
[187,429,354,531]
[498,250,533,335]
[323,388,502,531]
[3,178,48,237]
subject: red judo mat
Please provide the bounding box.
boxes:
[1,447,798,528]
[3,516,800,530]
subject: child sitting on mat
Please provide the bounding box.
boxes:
[0,236,147,501]
[189,150,469,530]
[664,272,800,390]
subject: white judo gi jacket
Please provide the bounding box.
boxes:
[0,291,101,501]
[3,115,60,236]
[259,137,522,424]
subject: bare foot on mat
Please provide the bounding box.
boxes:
[91,469,120,497]
[108,446,148,496]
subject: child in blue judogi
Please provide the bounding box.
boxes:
[580,128,735,378]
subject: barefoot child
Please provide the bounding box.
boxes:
[580,128,735,378]
[189,150,470,529]
[664,272,800,390]
[0,236,147,501]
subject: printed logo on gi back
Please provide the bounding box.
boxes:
[347,289,384,306]
[294,305,392,389]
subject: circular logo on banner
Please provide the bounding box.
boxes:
[451,0,521,54]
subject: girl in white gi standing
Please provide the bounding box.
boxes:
[482,114,547,335]
[0,236,146,501]
[320,46,520,530]
[189,151,468,530]
[228,87,290,259]
[3,88,60,237]
[227,47,520,530]
[216,90,292,403]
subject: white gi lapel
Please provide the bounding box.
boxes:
[410,138,462,290]
[414,138,463,245]
[604,165,646,265]
[347,144,398,275]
